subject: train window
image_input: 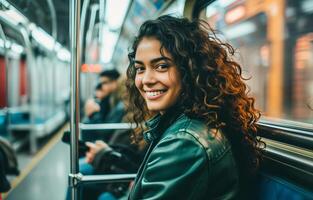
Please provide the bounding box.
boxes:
[198,0,313,124]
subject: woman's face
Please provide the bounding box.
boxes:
[100,77,118,97]
[134,37,182,113]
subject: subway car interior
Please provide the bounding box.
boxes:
[0,0,312,199]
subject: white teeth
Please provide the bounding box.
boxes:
[146,90,165,97]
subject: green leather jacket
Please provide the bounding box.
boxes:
[128,110,240,200]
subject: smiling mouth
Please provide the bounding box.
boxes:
[145,90,166,98]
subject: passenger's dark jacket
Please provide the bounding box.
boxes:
[129,109,240,200]
[84,96,111,125]
[82,99,125,142]
[90,129,147,198]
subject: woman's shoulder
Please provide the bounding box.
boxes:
[163,114,232,162]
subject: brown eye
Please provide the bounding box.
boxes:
[135,66,145,73]
[156,63,169,71]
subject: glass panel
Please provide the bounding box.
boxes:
[199,0,313,124]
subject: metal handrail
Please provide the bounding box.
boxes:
[80,174,136,184]
[79,123,136,131]
[258,119,313,150]
[259,122,313,138]
[258,118,313,137]
[263,138,313,168]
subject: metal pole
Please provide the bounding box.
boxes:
[69,0,81,199]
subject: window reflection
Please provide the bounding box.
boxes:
[199,0,313,123]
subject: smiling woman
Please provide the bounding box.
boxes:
[134,37,182,113]
[125,15,264,199]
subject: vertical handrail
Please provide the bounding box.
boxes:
[69,0,81,199]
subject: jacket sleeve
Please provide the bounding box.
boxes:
[140,133,209,200]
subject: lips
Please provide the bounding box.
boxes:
[144,90,166,100]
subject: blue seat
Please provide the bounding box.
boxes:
[258,173,313,200]
[9,112,46,125]
[0,113,6,136]
[9,112,29,124]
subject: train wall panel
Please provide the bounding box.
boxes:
[0,56,6,108]
[8,58,20,107]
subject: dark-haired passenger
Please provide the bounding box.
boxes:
[125,15,264,199]
[82,69,123,142]
[66,69,128,200]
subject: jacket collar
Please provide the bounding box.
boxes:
[143,106,183,143]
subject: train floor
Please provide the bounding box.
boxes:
[3,124,70,200]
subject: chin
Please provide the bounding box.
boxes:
[147,107,162,112]
[146,104,166,113]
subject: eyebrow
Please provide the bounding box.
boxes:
[134,56,172,65]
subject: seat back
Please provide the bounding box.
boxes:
[258,173,313,200]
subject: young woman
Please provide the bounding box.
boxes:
[126,15,264,199]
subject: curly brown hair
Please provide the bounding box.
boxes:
[126,15,264,171]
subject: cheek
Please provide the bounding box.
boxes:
[176,81,182,93]
[134,76,142,90]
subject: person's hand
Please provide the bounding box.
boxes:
[84,99,100,117]
[85,140,109,163]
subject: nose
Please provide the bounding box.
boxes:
[142,69,156,85]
